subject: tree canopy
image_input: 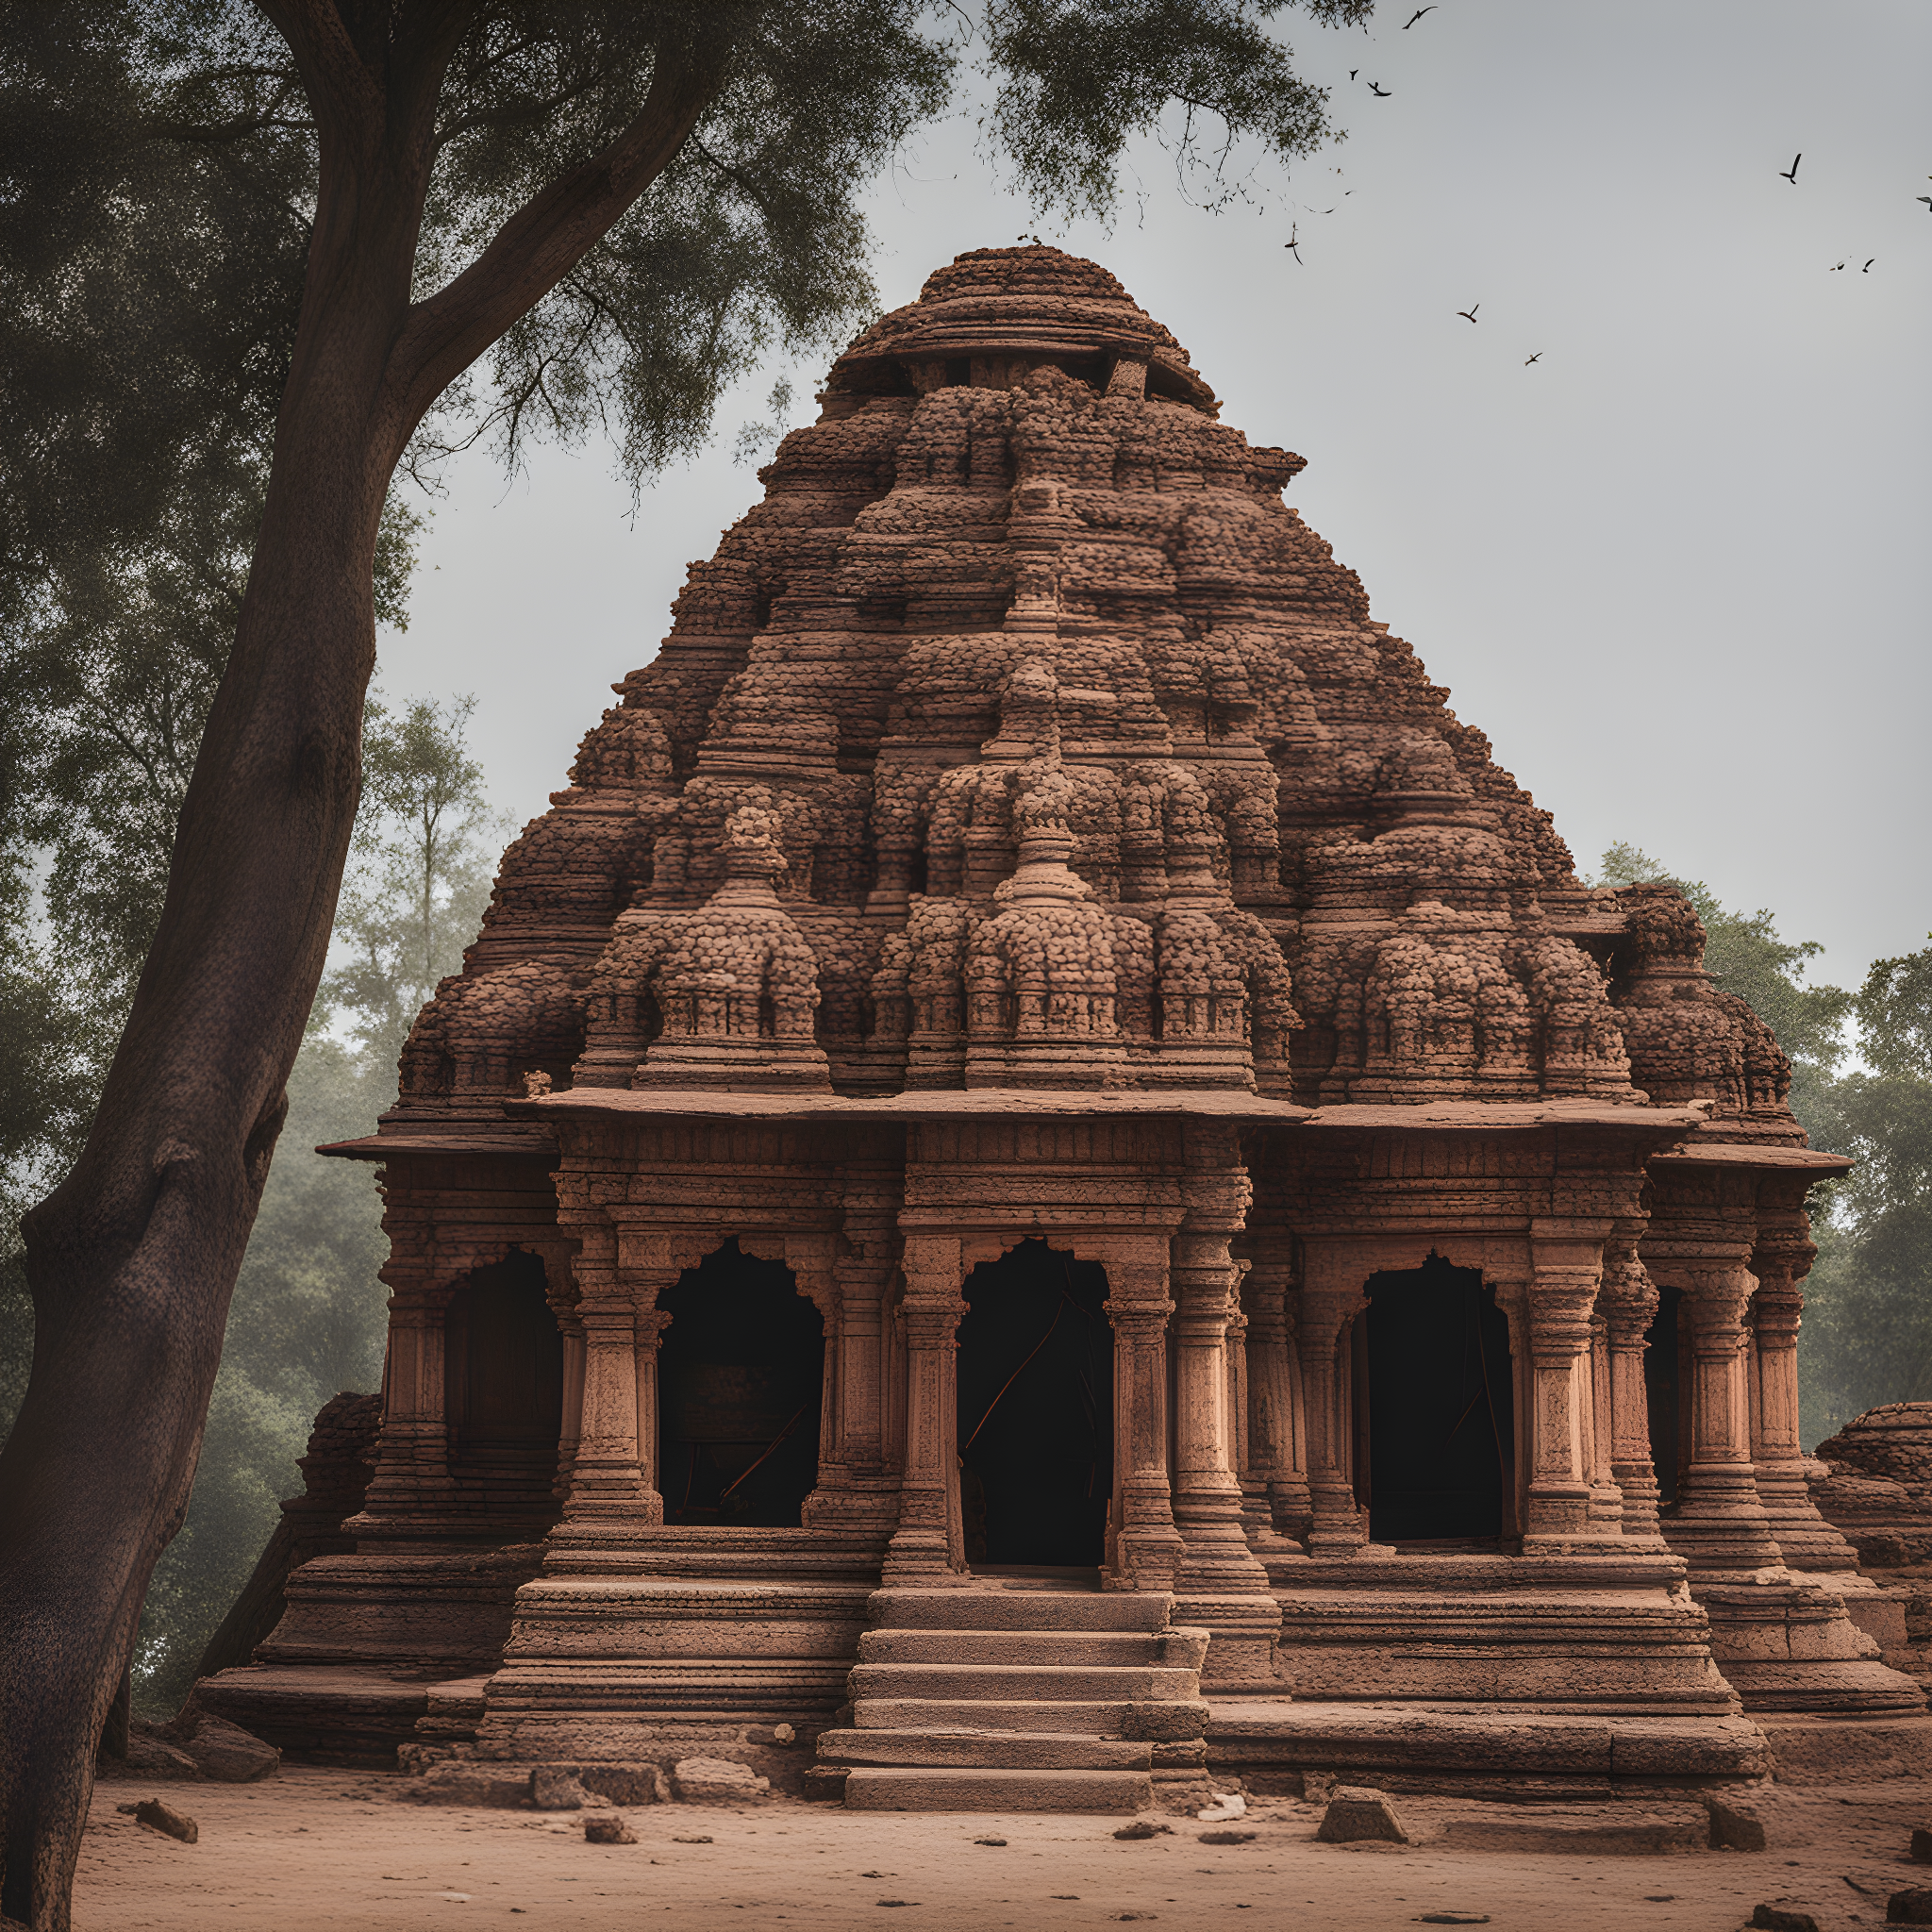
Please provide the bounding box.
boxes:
[1,8,1374,1922]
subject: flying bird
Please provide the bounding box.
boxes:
[1524,352,1541,364]
[1369,81,1391,96]
[1284,225,1303,263]
[1864,258,1875,272]
[1831,260,1845,271]
[1456,304,1479,324]
[1919,196,1932,211]
[1349,68,1358,80]
[1404,6,1437,24]
[1778,154,1801,184]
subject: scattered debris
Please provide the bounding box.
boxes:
[1415,1917,1490,1927]
[1318,1786,1409,1846]
[1890,1887,1932,1924]
[772,1724,796,1744]
[1301,1771,1337,1804]
[974,1837,1007,1846]
[1114,1821,1172,1841]
[125,1798,197,1844]
[583,1814,636,1845]
[1200,1830,1257,1845]
[1706,1793,1768,1852]
[672,1836,714,1845]
[1196,1790,1247,1823]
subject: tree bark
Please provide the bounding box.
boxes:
[0,11,719,1924]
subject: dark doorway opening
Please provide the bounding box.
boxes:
[658,1239,824,1528]
[956,1238,1113,1567]
[1357,1254,1514,1545]
[445,1251,564,1521]
[1643,1284,1684,1509]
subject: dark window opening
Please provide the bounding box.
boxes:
[444,1251,564,1522]
[945,358,972,386]
[658,1239,824,1528]
[908,845,929,896]
[1643,1284,1683,1509]
[957,1238,1113,1568]
[1357,1254,1514,1545]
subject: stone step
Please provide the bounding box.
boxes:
[843,1767,1152,1813]
[857,1628,1204,1669]
[848,1661,1199,1703]
[817,1728,1154,1770]
[854,1696,1209,1739]
[868,1589,1172,1634]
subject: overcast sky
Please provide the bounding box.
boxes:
[375,0,1930,997]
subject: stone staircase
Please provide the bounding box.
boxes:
[814,1580,1211,1812]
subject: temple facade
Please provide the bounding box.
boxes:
[207,247,1927,1805]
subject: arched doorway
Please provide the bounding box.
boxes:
[1357,1254,1514,1545]
[956,1238,1113,1568]
[444,1251,565,1525]
[1643,1284,1684,1509]
[657,1239,824,1528]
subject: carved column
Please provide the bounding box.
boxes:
[1241,1257,1311,1544]
[560,1225,658,1523]
[882,1235,968,1583]
[807,1185,901,1535]
[359,1286,456,1522]
[554,1320,587,1505]
[1597,1228,1664,1540]
[1586,1314,1624,1531]
[1660,1253,1785,1574]
[1170,1141,1273,1593]
[1102,1242,1186,1591]
[1749,1215,1861,1572]
[1521,1230,1604,1544]
[1298,1244,1369,1557]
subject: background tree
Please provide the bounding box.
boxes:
[0,6,1372,1920]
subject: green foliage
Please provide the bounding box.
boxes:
[1799,938,1932,1445]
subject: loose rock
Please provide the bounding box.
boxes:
[1302,1772,1337,1804]
[1195,1790,1246,1823]
[1706,1793,1767,1852]
[1892,1889,1932,1925]
[1199,1830,1257,1845]
[128,1798,197,1844]
[178,1714,279,1784]
[1415,1917,1490,1927]
[1913,1829,1932,1863]
[671,1756,769,1804]
[1113,1821,1171,1840]
[583,1814,636,1845]
[1749,1908,1819,1932]
[530,1766,592,1811]
[1317,1786,1409,1846]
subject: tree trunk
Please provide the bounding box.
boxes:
[0,12,720,1917]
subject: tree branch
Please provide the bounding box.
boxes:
[382,31,725,447]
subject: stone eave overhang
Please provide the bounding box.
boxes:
[318,1093,1755,1163]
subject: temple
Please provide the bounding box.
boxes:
[205,246,1928,1807]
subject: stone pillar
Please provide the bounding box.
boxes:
[1660,1254,1785,1575]
[1597,1230,1664,1541]
[1170,1144,1273,1594]
[554,1321,587,1505]
[1586,1315,1624,1531]
[1520,1231,1605,1545]
[559,1230,658,1524]
[359,1287,455,1521]
[1749,1218,1862,1572]
[1102,1246,1185,1591]
[1241,1258,1311,1544]
[1298,1245,1369,1558]
[882,1236,968,1583]
[804,1188,901,1536]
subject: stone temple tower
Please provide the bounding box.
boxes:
[208,247,1927,1806]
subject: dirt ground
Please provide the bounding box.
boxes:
[75,1765,1928,1931]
